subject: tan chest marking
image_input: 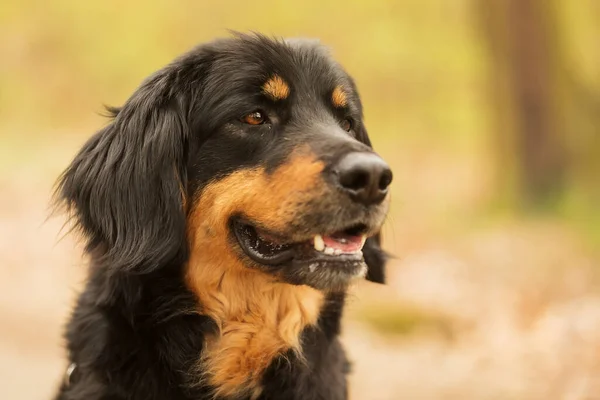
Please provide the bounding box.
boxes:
[185,155,326,397]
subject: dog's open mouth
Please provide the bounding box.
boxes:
[232,218,368,266]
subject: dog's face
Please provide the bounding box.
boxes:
[58,34,391,291]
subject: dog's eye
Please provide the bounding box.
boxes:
[242,111,267,125]
[341,118,353,132]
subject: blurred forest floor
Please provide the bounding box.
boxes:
[1,136,599,400]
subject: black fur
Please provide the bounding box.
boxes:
[54,33,388,400]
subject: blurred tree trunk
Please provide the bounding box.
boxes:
[478,0,568,210]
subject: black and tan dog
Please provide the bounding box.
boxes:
[53,33,392,400]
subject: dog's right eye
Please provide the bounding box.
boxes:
[242,111,268,125]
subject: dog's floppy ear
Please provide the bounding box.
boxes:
[56,69,189,273]
[362,233,388,283]
[355,121,389,284]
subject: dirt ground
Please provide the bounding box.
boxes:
[1,140,600,400]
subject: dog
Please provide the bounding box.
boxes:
[53,33,392,400]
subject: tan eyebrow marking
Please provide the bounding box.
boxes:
[262,75,290,100]
[331,86,348,108]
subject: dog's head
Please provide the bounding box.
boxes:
[57,33,391,291]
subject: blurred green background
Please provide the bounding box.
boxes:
[1,1,599,399]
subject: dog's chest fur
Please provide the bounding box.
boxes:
[55,266,349,400]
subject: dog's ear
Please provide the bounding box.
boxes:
[362,233,388,283]
[355,121,389,284]
[56,69,190,273]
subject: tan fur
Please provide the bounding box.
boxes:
[332,86,348,108]
[185,150,326,397]
[262,75,290,100]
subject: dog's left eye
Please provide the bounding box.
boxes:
[242,111,268,125]
[341,118,353,132]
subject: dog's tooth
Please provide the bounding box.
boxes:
[324,247,335,255]
[333,248,342,255]
[359,234,367,249]
[314,235,325,252]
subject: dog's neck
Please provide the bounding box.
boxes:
[186,252,326,398]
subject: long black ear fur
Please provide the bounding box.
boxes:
[55,70,189,273]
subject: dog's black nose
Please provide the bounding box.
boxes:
[335,152,392,206]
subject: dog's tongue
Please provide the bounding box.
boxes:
[322,233,364,253]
